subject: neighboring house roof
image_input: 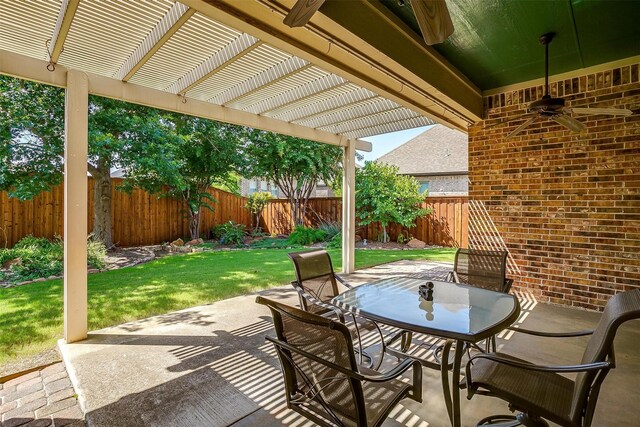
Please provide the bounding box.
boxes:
[376,124,467,176]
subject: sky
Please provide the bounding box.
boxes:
[357,125,434,164]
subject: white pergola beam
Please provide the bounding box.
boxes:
[341,140,356,274]
[114,2,195,82]
[0,49,372,152]
[166,34,261,95]
[49,0,80,63]
[63,69,88,343]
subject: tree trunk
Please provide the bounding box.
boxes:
[381,224,388,243]
[188,208,200,240]
[91,159,114,248]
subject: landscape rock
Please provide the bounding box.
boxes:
[406,238,426,249]
[2,258,22,269]
[171,238,184,246]
[185,238,204,246]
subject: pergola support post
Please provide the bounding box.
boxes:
[341,139,356,274]
[63,69,88,343]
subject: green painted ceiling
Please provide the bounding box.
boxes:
[381,0,640,90]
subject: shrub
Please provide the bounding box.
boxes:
[245,192,272,232]
[318,221,341,240]
[327,232,342,249]
[211,221,246,246]
[0,235,107,283]
[287,226,328,246]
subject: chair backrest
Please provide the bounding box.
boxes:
[288,250,340,312]
[453,248,509,292]
[256,296,366,426]
[570,289,640,424]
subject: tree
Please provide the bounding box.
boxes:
[245,192,272,232]
[124,115,243,240]
[244,130,343,227]
[355,161,429,243]
[0,76,171,248]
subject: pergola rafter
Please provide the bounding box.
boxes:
[48,0,80,64]
[216,60,312,106]
[114,2,195,82]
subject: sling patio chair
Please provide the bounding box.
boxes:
[445,248,513,354]
[446,248,513,293]
[465,288,640,427]
[288,249,409,369]
[257,296,422,427]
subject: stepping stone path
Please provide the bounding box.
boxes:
[0,363,84,427]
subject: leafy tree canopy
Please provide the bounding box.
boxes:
[243,130,342,226]
[355,161,428,242]
[123,115,244,239]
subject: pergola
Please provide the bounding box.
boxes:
[0,0,482,344]
[1,0,638,347]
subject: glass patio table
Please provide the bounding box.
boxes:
[332,276,521,427]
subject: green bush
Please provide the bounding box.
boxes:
[327,232,342,249]
[287,226,328,246]
[211,221,246,246]
[0,235,107,283]
[318,221,341,240]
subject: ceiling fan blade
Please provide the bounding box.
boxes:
[283,0,326,27]
[506,115,538,138]
[484,112,536,130]
[410,0,454,45]
[567,107,633,117]
[552,114,587,133]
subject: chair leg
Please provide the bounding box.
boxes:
[476,413,549,427]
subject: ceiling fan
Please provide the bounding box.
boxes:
[499,32,633,139]
[283,0,454,45]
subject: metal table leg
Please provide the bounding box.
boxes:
[440,339,465,427]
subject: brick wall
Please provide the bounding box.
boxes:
[468,63,640,310]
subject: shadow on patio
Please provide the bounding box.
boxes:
[59,261,640,427]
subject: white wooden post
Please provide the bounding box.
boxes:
[341,139,356,274]
[64,69,88,343]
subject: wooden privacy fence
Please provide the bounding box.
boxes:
[0,180,468,248]
[0,178,251,248]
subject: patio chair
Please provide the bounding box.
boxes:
[465,288,640,427]
[443,248,513,354]
[288,249,403,368]
[256,296,422,427]
[447,248,513,293]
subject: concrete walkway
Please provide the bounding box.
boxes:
[0,362,85,427]
[57,260,639,427]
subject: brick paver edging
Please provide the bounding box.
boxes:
[0,362,85,427]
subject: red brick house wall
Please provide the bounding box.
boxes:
[468,63,640,310]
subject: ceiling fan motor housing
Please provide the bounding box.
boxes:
[528,96,565,116]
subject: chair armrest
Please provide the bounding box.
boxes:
[507,326,594,338]
[467,353,610,374]
[291,281,346,323]
[335,274,353,289]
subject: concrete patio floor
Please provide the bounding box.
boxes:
[59,260,640,427]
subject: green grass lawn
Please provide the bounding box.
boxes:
[0,248,455,366]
